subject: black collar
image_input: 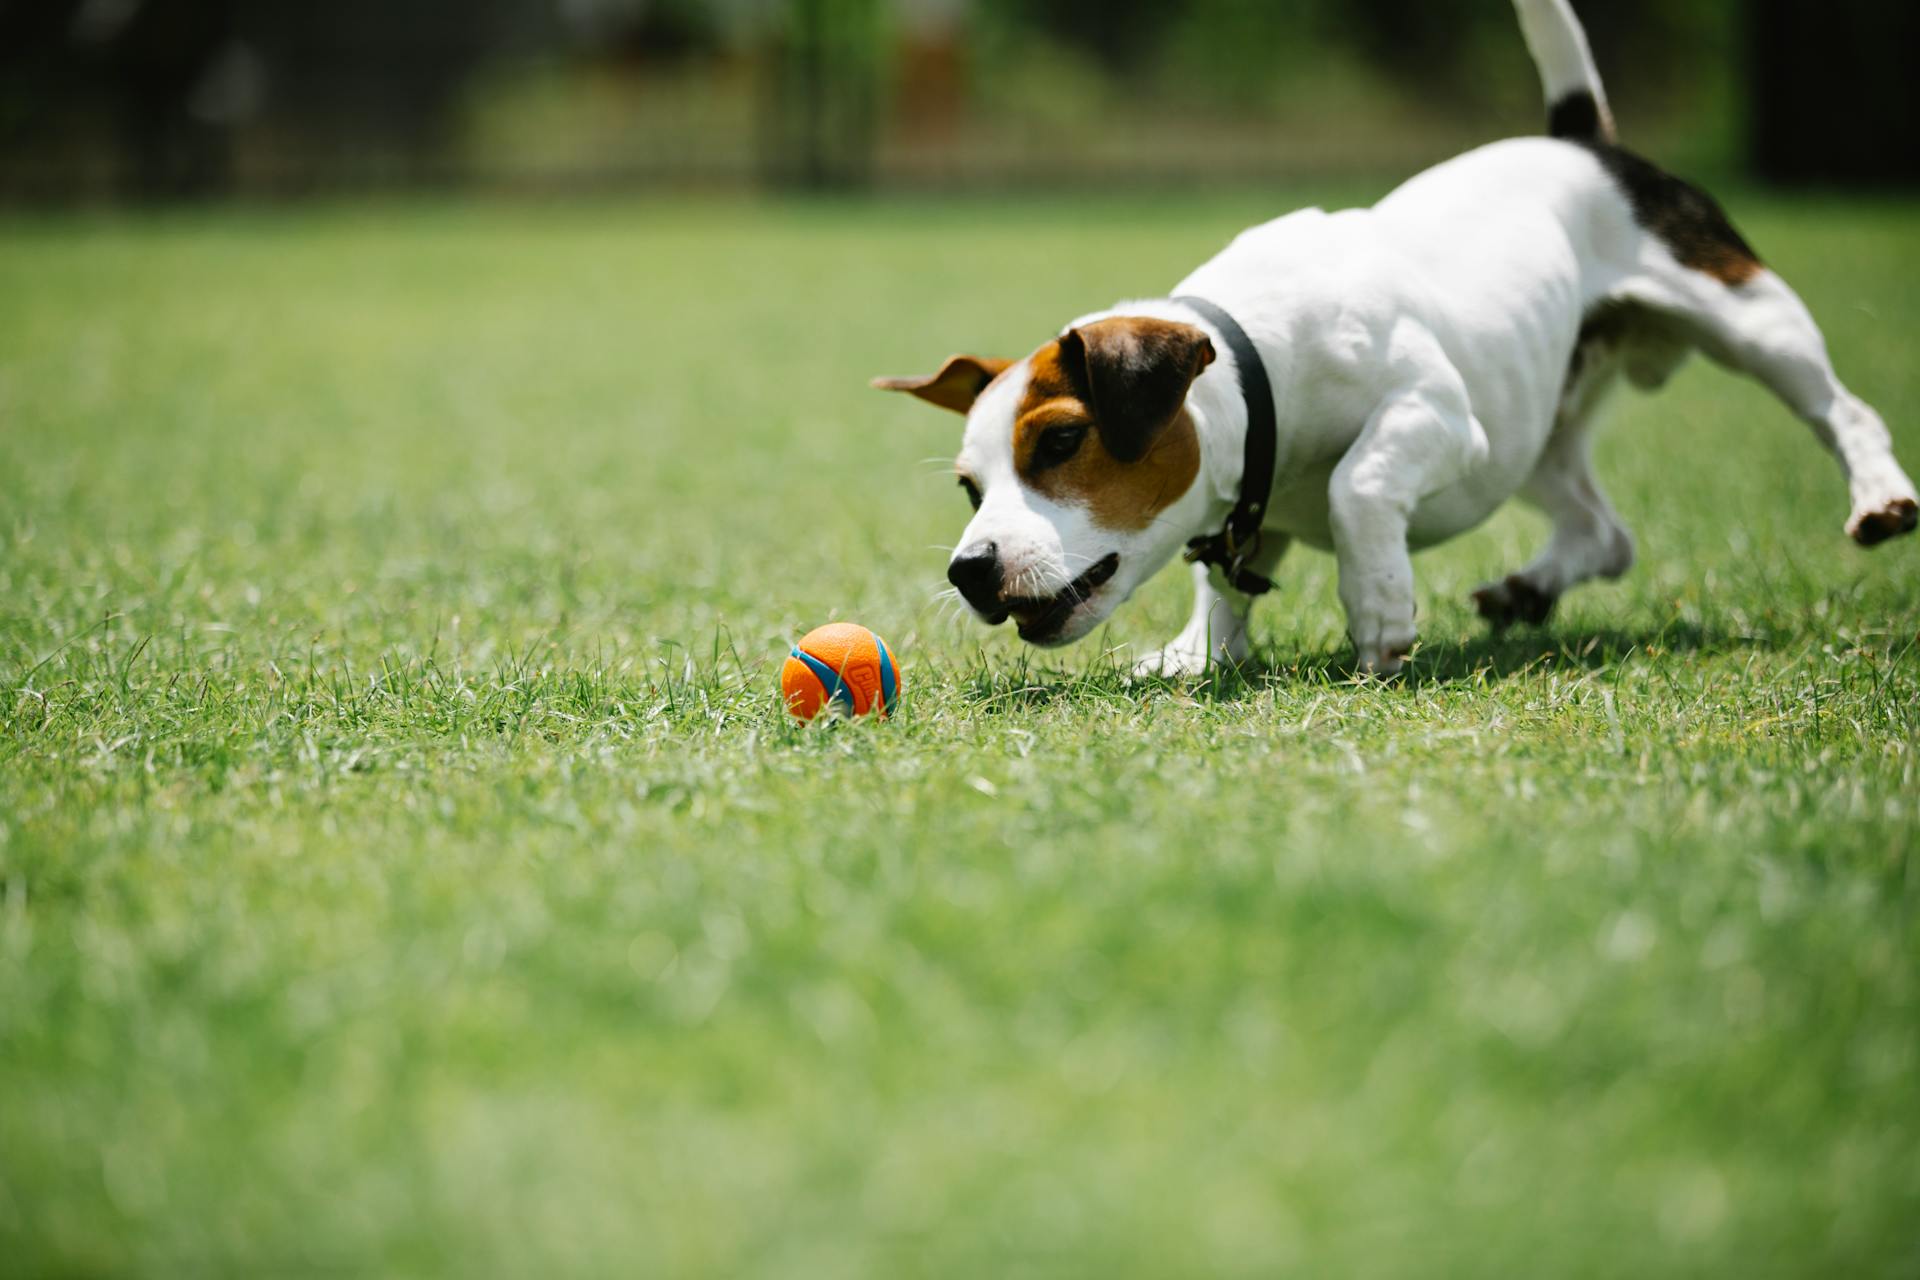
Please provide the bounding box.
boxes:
[1172,295,1277,596]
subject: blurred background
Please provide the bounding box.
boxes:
[2,0,1915,205]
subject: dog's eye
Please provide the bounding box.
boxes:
[958,476,982,510]
[1031,425,1088,472]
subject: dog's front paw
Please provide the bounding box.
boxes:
[1352,644,1413,677]
[1132,626,1249,680]
[1348,619,1417,678]
[1472,574,1557,630]
[1132,644,1211,680]
[1340,572,1417,677]
[1848,495,1918,547]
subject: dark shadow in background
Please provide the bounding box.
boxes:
[0,0,545,200]
[1749,0,1920,186]
[1,0,1913,201]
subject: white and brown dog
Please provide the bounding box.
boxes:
[877,0,1917,676]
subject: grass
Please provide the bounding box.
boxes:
[1,184,1917,1278]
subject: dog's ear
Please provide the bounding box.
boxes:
[1059,319,1215,462]
[872,355,1012,415]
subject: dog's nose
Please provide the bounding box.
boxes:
[948,542,1006,621]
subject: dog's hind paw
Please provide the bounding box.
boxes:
[1472,575,1557,630]
[1848,496,1918,547]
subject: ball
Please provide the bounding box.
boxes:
[781,623,900,720]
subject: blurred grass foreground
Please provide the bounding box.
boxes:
[3,0,1919,201]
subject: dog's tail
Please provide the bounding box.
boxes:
[1512,0,1616,143]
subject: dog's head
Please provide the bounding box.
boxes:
[876,315,1217,646]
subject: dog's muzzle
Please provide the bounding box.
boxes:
[1003,552,1120,644]
[950,543,1121,642]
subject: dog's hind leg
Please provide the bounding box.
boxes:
[1636,266,1918,545]
[1474,344,1638,629]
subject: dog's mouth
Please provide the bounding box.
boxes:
[1002,553,1120,644]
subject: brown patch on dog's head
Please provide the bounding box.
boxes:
[1012,317,1212,531]
[872,355,1012,414]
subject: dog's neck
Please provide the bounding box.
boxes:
[1183,330,1260,520]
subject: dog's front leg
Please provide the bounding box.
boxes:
[1331,384,1489,676]
[1133,548,1288,678]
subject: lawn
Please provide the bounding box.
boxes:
[2,185,1917,1278]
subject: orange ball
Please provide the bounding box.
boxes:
[781,623,900,720]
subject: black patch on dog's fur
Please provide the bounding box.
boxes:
[1548,91,1603,141]
[1578,142,1763,285]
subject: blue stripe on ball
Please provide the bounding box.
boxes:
[875,635,897,712]
[790,646,857,715]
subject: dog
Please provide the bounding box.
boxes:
[875,0,1918,677]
